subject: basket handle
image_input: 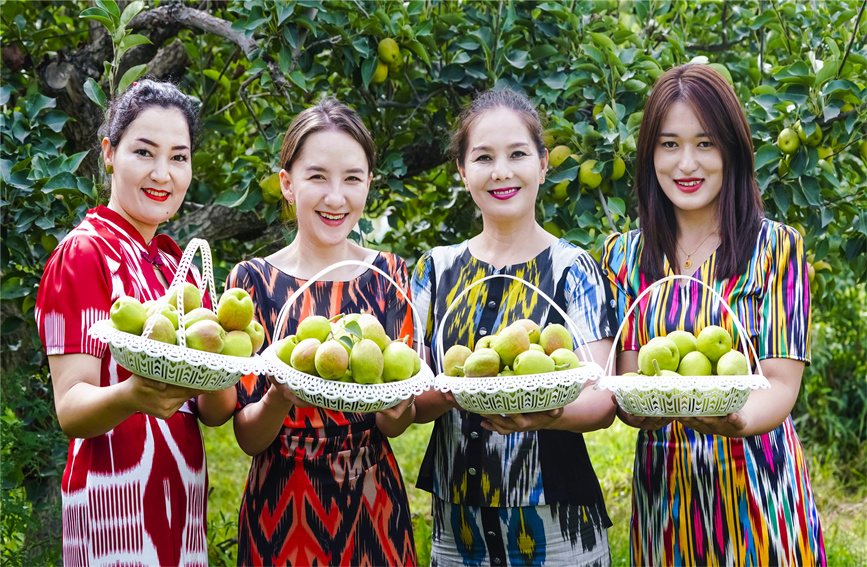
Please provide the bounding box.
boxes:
[433,274,596,374]
[272,259,426,360]
[604,274,763,377]
[141,238,218,348]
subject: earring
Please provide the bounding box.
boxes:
[287,197,294,204]
[106,164,114,175]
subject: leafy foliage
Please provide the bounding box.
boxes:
[1,0,866,565]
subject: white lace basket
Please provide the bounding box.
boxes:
[595,275,771,417]
[261,260,433,413]
[434,274,603,414]
[88,238,262,391]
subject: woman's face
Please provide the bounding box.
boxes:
[280,129,371,249]
[459,107,548,224]
[653,100,724,218]
[102,106,192,238]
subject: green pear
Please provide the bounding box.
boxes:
[167,282,201,314]
[512,319,542,343]
[549,348,582,370]
[147,302,179,330]
[492,324,530,368]
[475,335,496,351]
[637,337,680,375]
[182,307,219,329]
[332,326,359,354]
[142,313,176,345]
[513,349,555,375]
[667,330,697,358]
[458,348,500,377]
[499,367,516,376]
[243,320,265,353]
[651,359,680,377]
[350,338,384,384]
[221,330,253,357]
[678,351,712,376]
[357,314,390,351]
[274,336,298,366]
[185,320,226,353]
[412,350,421,375]
[290,337,321,375]
[110,296,148,335]
[443,344,472,377]
[539,323,572,355]
[296,315,332,343]
[315,339,350,380]
[382,341,416,382]
[142,299,157,311]
[717,350,749,375]
[529,343,546,353]
[696,325,733,363]
[217,287,254,331]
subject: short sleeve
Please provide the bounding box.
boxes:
[759,225,811,363]
[600,232,639,351]
[36,236,114,357]
[563,251,615,345]
[410,250,435,346]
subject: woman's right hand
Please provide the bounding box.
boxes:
[614,396,674,430]
[265,374,314,409]
[125,374,199,420]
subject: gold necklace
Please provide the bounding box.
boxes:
[677,231,717,270]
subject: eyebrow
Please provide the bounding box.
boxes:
[135,137,190,151]
[658,132,708,138]
[471,142,532,152]
[306,164,367,174]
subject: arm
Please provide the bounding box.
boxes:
[375,396,417,437]
[411,342,461,423]
[49,353,199,438]
[196,387,237,427]
[678,358,803,436]
[232,378,307,456]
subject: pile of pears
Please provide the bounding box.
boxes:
[108,282,265,358]
[273,313,422,384]
[633,325,749,377]
[442,320,584,378]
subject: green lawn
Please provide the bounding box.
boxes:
[203,419,866,566]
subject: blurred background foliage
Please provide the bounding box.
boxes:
[2,0,866,564]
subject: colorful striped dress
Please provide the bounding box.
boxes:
[227,253,416,567]
[411,239,614,567]
[601,218,825,566]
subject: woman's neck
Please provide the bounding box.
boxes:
[674,208,720,243]
[268,237,376,281]
[469,217,556,270]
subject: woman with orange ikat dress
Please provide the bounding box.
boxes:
[227,98,417,566]
[601,64,825,566]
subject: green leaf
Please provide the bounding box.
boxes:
[361,56,378,87]
[588,32,616,52]
[288,71,307,90]
[1,277,30,300]
[117,64,147,95]
[276,1,293,25]
[119,0,145,29]
[755,144,782,170]
[215,187,250,207]
[59,151,89,174]
[42,110,69,133]
[608,197,626,216]
[814,59,839,89]
[80,7,115,32]
[119,33,151,51]
[344,321,363,340]
[84,78,107,109]
[42,172,78,193]
[25,94,55,121]
[95,0,120,20]
[406,39,431,67]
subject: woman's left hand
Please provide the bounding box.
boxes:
[375,396,416,437]
[678,412,747,437]
[480,407,565,434]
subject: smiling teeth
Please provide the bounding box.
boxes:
[490,188,518,194]
[143,188,168,196]
[678,180,701,187]
[319,212,346,220]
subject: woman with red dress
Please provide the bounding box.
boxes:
[229,98,417,566]
[36,79,236,567]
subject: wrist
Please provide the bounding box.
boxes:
[262,383,293,414]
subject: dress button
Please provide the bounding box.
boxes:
[479,327,488,336]
[486,530,497,537]
[468,467,477,475]
[602,268,609,275]
[610,299,616,308]
[487,300,497,310]
[469,431,479,439]
[494,558,502,565]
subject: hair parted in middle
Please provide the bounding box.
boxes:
[635,63,764,281]
[279,97,376,174]
[449,88,547,169]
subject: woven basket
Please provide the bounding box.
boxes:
[433,274,603,414]
[262,259,433,412]
[88,238,262,391]
[595,275,771,417]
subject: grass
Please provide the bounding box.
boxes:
[203,419,865,566]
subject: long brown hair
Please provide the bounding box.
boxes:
[635,64,763,281]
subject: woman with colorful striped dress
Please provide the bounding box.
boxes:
[229,98,417,566]
[411,89,617,566]
[601,64,825,566]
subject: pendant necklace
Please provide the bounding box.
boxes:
[677,231,716,270]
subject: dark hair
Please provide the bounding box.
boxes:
[450,88,546,169]
[635,64,763,281]
[100,78,200,149]
[280,98,375,174]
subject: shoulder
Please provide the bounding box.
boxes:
[757,218,804,256]
[601,229,641,271]
[374,251,408,274]
[413,241,470,276]
[227,257,269,287]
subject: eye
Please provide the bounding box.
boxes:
[660,141,677,148]
[511,150,528,159]
[698,141,713,148]
[473,154,492,162]
[134,148,151,157]
[172,154,188,162]
[308,174,325,180]
[346,175,363,183]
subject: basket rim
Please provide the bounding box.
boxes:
[595,372,770,392]
[435,361,603,394]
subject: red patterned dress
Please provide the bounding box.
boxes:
[228,253,417,567]
[35,206,208,567]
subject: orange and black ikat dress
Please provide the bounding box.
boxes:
[227,253,417,567]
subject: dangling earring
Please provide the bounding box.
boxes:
[106,164,114,175]
[287,197,294,205]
